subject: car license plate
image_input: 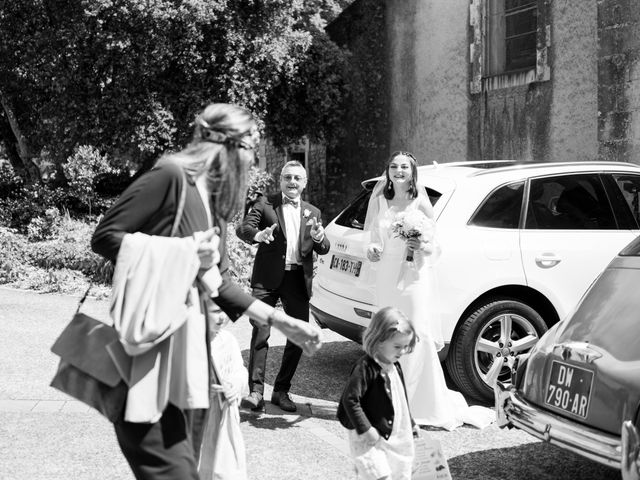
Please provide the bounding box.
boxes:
[544,361,593,418]
[329,254,363,277]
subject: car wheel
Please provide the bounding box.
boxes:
[446,298,547,403]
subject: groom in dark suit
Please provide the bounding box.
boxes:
[236,161,331,412]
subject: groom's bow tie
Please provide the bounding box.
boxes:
[283,196,299,208]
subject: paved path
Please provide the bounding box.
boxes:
[0,287,621,480]
[0,287,355,480]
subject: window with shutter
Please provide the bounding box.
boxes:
[470,0,550,93]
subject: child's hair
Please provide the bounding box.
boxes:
[362,306,418,357]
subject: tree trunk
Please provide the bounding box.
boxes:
[0,90,41,184]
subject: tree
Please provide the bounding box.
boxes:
[265,27,350,148]
[0,0,351,183]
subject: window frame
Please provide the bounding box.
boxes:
[467,180,526,229]
[522,173,619,231]
[470,0,550,93]
[602,173,640,230]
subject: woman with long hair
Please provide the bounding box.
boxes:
[92,103,322,479]
[364,150,493,430]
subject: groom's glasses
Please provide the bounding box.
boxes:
[281,174,306,182]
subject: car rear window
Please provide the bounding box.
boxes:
[469,181,524,228]
[334,189,370,230]
[335,186,441,230]
[558,268,640,361]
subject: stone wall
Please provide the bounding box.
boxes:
[468,0,598,162]
[388,0,469,163]
[321,0,640,218]
[549,0,598,162]
[598,0,640,164]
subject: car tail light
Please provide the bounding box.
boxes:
[354,308,372,319]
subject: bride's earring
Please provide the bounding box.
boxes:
[387,182,392,191]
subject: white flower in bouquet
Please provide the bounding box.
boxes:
[391,210,435,261]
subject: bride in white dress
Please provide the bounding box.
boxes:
[364,151,494,431]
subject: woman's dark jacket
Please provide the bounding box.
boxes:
[91,159,254,320]
[337,354,415,440]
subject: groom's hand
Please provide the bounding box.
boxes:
[256,223,277,244]
[309,217,325,242]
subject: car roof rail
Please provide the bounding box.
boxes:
[361,160,640,187]
[469,160,640,177]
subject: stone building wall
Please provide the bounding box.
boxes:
[468,0,598,163]
[549,0,598,162]
[598,0,640,163]
[388,0,469,163]
[319,0,640,219]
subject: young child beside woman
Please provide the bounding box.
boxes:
[198,303,249,480]
[337,307,421,480]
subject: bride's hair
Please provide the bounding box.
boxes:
[362,306,418,358]
[384,151,419,200]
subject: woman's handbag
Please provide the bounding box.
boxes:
[49,165,188,422]
[49,288,128,422]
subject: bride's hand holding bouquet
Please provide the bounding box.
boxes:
[391,210,435,262]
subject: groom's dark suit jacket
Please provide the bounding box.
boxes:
[236,193,330,298]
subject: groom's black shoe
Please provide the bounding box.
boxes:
[240,392,264,411]
[271,391,297,412]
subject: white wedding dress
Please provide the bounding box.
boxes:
[370,199,494,431]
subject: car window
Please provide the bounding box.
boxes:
[525,174,616,229]
[469,181,524,228]
[334,186,442,231]
[611,174,640,228]
[334,189,371,230]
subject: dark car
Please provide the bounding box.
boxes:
[495,236,640,479]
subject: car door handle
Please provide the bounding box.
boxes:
[535,254,562,268]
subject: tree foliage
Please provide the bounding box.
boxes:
[265,28,350,148]
[0,0,352,183]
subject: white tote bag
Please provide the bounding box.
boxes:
[412,435,452,480]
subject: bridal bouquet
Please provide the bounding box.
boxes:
[391,210,435,262]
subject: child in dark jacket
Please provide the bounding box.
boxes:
[337,306,420,480]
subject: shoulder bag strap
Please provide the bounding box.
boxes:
[170,166,187,238]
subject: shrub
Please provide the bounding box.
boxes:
[0,162,23,198]
[0,227,29,283]
[62,145,114,215]
[241,166,275,217]
[0,164,274,295]
[225,220,256,293]
[25,213,111,283]
[0,162,71,232]
[26,208,61,241]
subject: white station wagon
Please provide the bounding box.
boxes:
[310,160,640,402]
